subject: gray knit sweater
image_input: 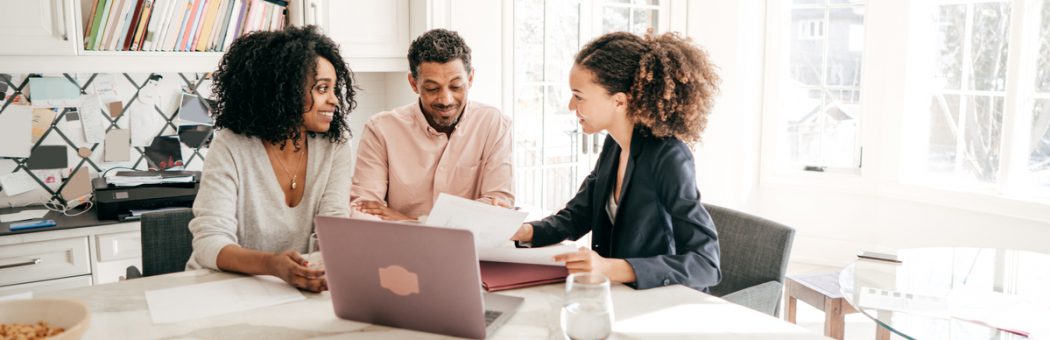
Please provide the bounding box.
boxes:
[187,129,351,270]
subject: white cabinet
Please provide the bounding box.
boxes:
[303,0,414,72]
[0,0,77,56]
[0,222,139,294]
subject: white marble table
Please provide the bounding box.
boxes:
[40,270,828,339]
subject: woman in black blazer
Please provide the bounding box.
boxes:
[512,31,722,292]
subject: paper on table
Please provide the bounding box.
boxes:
[0,105,32,158]
[0,209,49,223]
[478,244,578,266]
[79,95,106,143]
[424,193,528,248]
[145,276,305,324]
[1,172,38,197]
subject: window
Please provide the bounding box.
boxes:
[909,0,1050,197]
[510,0,666,214]
[773,0,867,171]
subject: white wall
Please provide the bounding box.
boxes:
[684,1,766,211]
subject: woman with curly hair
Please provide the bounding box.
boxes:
[511,31,722,292]
[187,26,357,292]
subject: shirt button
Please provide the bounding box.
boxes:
[593,244,599,249]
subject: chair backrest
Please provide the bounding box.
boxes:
[705,204,795,308]
[139,208,194,277]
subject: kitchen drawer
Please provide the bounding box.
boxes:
[96,231,141,262]
[0,237,90,287]
[0,275,92,297]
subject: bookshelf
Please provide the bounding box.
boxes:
[0,0,425,73]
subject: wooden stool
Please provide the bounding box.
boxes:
[785,272,890,340]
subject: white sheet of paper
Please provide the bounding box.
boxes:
[0,105,32,158]
[0,209,49,222]
[424,193,528,248]
[0,292,32,301]
[29,77,80,108]
[79,95,106,144]
[478,244,578,266]
[145,276,304,324]
[1,172,38,197]
[129,97,164,147]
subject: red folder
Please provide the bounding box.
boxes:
[479,261,568,292]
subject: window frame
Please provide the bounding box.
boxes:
[760,0,1050,222]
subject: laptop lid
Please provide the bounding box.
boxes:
[315,216,519,339]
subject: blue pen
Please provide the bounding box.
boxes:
[9,219,57,231]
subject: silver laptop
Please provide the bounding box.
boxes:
[315,216,524,339]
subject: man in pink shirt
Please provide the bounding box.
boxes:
[351,29,513,221]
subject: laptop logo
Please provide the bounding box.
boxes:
[378,265,419,296]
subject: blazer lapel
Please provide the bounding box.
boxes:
[614,129,642,219]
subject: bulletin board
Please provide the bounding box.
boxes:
[0,72,214,208]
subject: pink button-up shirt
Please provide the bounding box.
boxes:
[350,101,514,219]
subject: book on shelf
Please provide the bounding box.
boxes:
[82,0,287,52]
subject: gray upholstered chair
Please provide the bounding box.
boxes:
[126,208,194,278]
[705,203,795,317]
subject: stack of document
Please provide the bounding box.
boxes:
[424,193,573,291]
[107,174,194,187]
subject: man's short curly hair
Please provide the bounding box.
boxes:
[407,29,472,78]
[575,31,720,144]
[211,25,356,148]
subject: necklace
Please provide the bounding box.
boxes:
[272,143,306,190]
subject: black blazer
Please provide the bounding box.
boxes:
[526,128,722,291]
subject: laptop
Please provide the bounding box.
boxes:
[314,216,524,339]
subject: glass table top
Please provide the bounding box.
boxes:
[839,248,1050,340]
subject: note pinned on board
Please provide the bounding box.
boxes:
[424,193,528,248]
[104,129,131,162]
[0,105,32,158]
[28,77,80,108]
[0,172,38,197]
[31,108,58,143]
[79,95,107,143]
[26,145,68,170]
[145,276,304,324]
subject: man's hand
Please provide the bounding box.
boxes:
[510,223,533,242]
[553,247,636,283]
[479,197,512,209]
[353,201,413,221]
[267,250,327,292]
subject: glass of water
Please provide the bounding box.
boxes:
[561,272,614,340]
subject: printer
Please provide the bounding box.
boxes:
[92,171,201,220]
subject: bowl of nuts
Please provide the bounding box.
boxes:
[0,298,90,339]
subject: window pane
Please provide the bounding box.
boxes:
[605,0,659,5]
[970,2,1011,92]
[1037,0,1050,92]
[793,0,825,5]
[544,86,577,165]
[826,8,864,86]
[514,85,544,168]
[928,94,961,172]
[1030,99,1050,189]
[514,0,545,83]
[821,89,861,167]
[603,6,630,33]
[631,9,658,35]
[546,1,580,83]
[791,9,825,86]
[785,88,825,164]
[934,5,965,90]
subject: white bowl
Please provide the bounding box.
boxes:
[0,298,90,340]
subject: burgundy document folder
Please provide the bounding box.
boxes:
[479,261,568,292]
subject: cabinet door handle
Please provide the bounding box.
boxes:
[57,0,68,41]
[310,1,321,31]
[0,258,42,270]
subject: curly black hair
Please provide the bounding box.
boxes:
[211,25,356,149]
[575,31,720,144]
[407,29,472,78]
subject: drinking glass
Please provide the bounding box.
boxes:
[560,273,614,340]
